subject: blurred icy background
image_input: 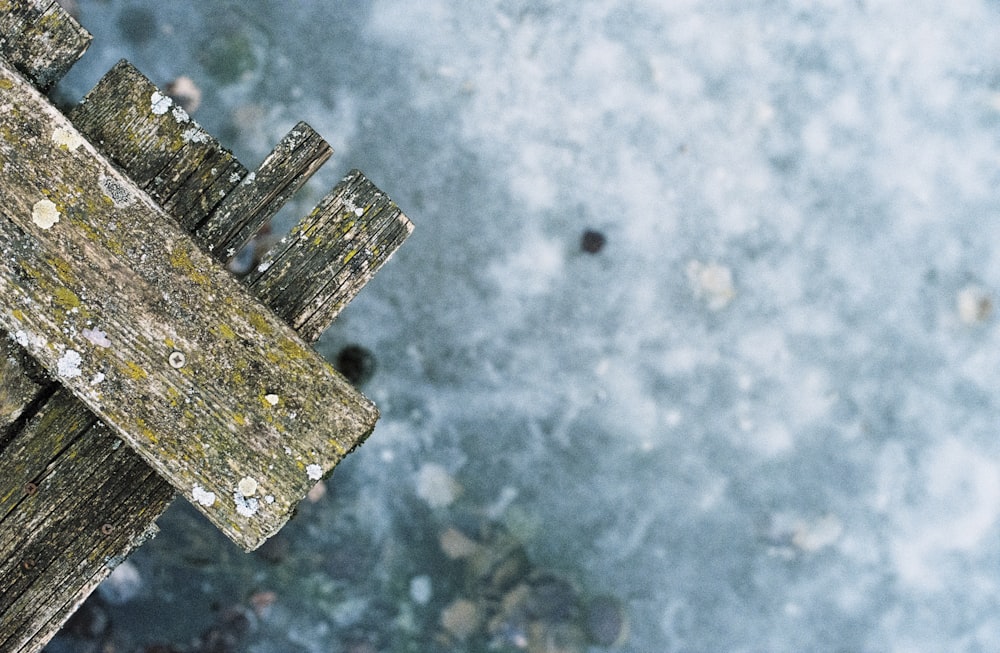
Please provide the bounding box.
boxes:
[43,0,1000,651]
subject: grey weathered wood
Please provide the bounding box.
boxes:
[0,58,378,550]
[247,169,415,341]
[0,0,91,91]
[68,60,247,230]
[196,121,333,263]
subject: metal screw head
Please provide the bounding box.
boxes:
[168,350,186,368]
[24,482,38,496]
[101,523,115,535]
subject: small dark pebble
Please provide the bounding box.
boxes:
[584,595,628,647]
[335,345,377,385]
[524,572,580,622]
[581,229,606,254]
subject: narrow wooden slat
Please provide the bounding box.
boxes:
[0,0,91,91]
[247,169,414,342]
[196,121,333,263]
[67,60,246,230]
[0,59,378,549]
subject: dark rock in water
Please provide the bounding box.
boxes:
[194,606,252,653]
[335,344,377,385]
[584,595,629,647]
[117,7,157,46]
[580,229,606,254]
[524,571,580,622]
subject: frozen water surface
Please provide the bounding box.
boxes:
[48,0,1000,651]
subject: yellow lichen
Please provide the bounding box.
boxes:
[52,286,80,310]
[121,360,148,380]
[168,246,210,285]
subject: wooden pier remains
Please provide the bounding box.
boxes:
[0,2,413,651]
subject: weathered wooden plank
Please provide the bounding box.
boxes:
[0,333,51,435]
[0,59,377,550]
[67,60,246,230]
[0,0,91,91]
[196,121,333,263]
[0,397,172,653]
[247,169,415,342]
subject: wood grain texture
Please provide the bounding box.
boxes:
[67,60,246,231]
[196,121,333,263]
[0,0,91,91]
[0,390,172,653]
[0,59,378,550]
[247,169,415,342]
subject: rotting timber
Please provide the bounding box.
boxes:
[0,2,414,652]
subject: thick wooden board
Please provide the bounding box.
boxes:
[68,60,246,231]
[248,169,415,341]
[0,390,172,653]
[0,0,91,91]
[0,59,378,550]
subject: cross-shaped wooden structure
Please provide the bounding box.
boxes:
[0,3,413,651]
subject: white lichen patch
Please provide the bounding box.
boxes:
[150,91,172,115]
[234,492,260,517]
[264,393,279,406]
[82,327,112,348]
[264,494,275,504]
[57,349,83,378]
[306,463,323,480]
[52,127,85,151]
[237,476,259,497]
[687,260,736,310]
[192,485,216,507]
[90,372,106,385]
[171,105,191,123]
[181,127,210,144]
[13,329,46,349]
[31,199,60,229]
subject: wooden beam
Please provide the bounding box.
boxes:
[0,59,378,550]
[0,0,91,91]
[247,169,415,342]
[67,60,246,231]
[0,389,173,653]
